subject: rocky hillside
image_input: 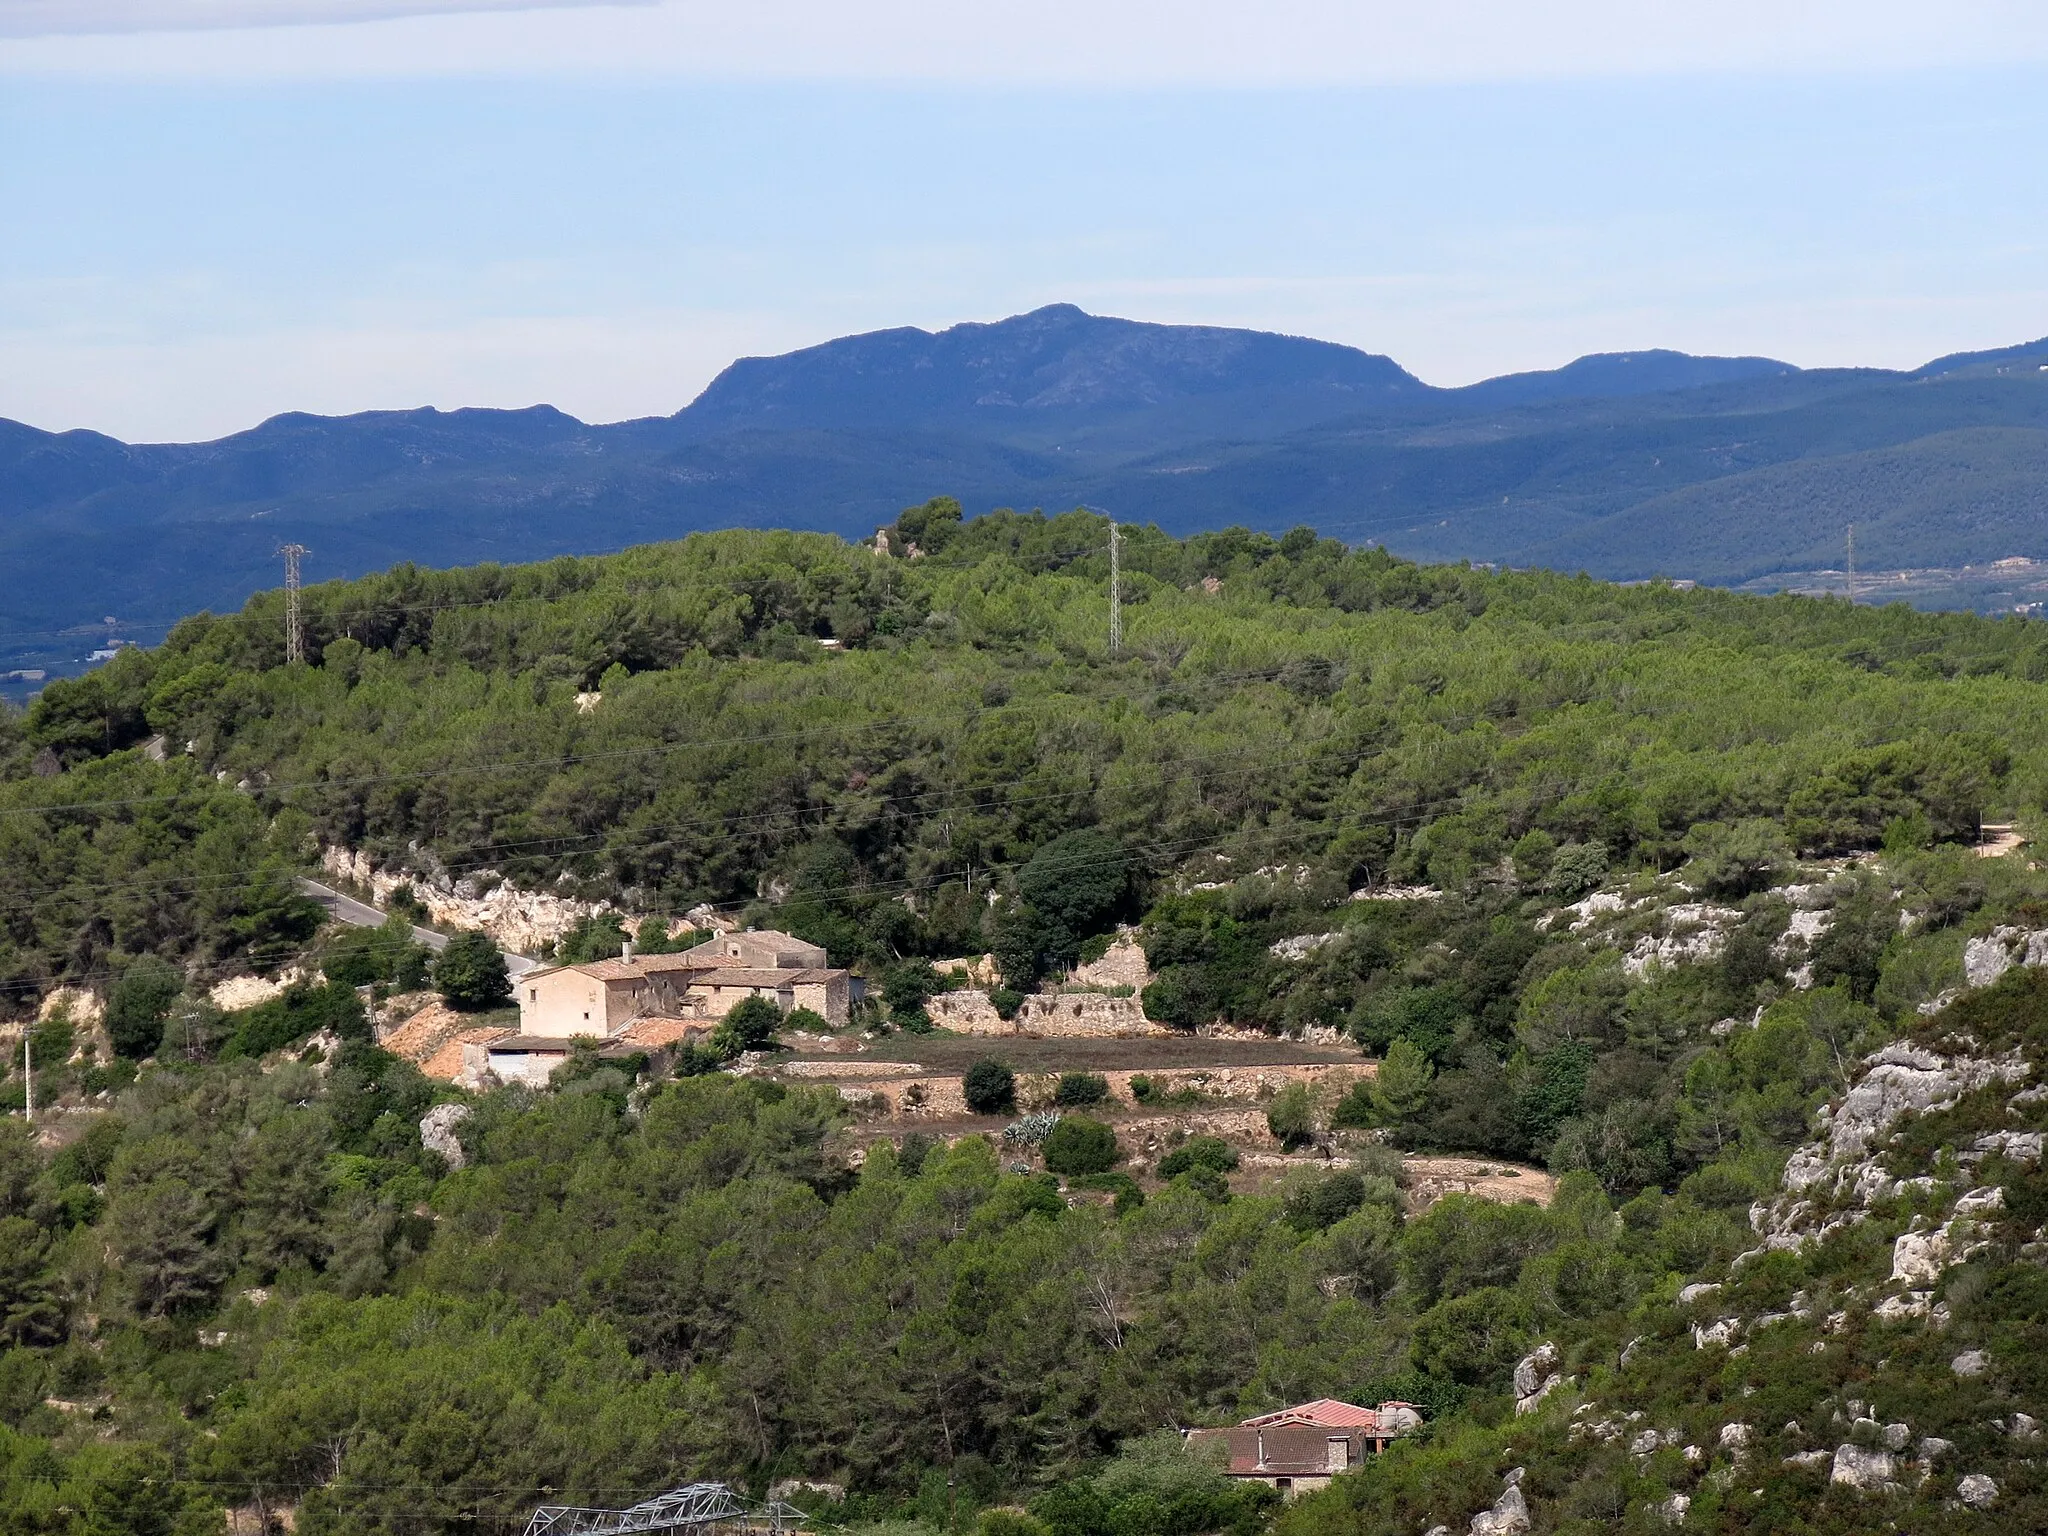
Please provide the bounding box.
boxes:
[12,519,2048,1536]
[1282,944,2048,1535]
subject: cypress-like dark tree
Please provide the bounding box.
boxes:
[434,932,511,1011]
[963,1058,1017,1114]
[107,955,184,1058]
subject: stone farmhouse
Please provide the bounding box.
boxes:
[517,928,851,1035]
[467,929,852,1086]
[1184,1399,1421,1497]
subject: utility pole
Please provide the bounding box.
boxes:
[1845,524,1856,605]
[23,1032,31,1125]
[1108,519,1122,656]
[278,543,308,664]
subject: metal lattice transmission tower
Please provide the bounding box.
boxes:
[278,543,309,664]
[1108,519,1122,655]
[524,1483,804,1536]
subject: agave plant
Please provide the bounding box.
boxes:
[1002,1110,1061,1146]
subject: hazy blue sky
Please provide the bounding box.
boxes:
[5,1,2048,440]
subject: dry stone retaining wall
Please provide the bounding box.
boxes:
[928,988,1169,1037]
[820,1060,1367,1118]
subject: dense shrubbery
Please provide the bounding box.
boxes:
[434,931,512,1010]
[7,511,2046,1002]
[1157,1137,1239,1180]
[321,912,435,990]
[1031,1432,1278,1536]
[1054,1072,1110,1108]
[710,994,783,1056]
[220,979,371,1059]
[104,955,183,1058]
[7,512,2048,1533]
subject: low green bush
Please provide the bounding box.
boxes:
[1043,1116,1119,1176]
[1068,1171,1145,1214]
[1054,1071,1110,1108]
[1157,1136,1239,1179]
[964,1058,1018,1114]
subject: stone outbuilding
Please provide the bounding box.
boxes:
[462,1013,716,1088]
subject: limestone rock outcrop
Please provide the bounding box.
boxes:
[1957,1472,1999,1508]
[1468,1470,1529,1536]
[1829,1444,1897,1492]
[420,1103,472,1169]
[1513,1343,1563,1415]
[322,844,643,956]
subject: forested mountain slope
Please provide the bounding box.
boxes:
[4,514,2048,1536]
[6,308,2048,674]
[7,505,2048,996]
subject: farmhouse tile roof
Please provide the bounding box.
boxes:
[690,967,841,988]
[1240,1399,1384,1429]
[528,953,847,987]
[550,953,713,983]
[619,1017,713,1048]
[418,1026,513,1082]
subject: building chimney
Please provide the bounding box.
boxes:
[622,940,636,962]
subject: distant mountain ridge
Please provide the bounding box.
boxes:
[4,304,2048,674]
[683,303,1426,431]
[1446,348,1795,406]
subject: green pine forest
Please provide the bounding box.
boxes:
[4,503,2048,1535]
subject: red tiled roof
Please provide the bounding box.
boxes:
[553,953,713,982]
[418,1026,513,1083]
[533,956,846,986]
[680,928,825,967]
[1240,1399,1382,1429]
[620,1017,713,1048]
[691,967,842,988]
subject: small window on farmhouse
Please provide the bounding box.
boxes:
[529,989,537,1002]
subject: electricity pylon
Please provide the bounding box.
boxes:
[279,543,308,664]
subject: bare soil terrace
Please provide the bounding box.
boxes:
[853,1033,1361,1073]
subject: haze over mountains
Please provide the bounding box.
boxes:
[5,302,2048,672]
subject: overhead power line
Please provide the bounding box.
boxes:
[0,781,1551,1000]
[0,722,1399,909]
[0,664,1529,908]
[0,532,1125,649]
[0,654,1391,820]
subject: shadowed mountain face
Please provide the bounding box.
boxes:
[3,303,2048,673]
[683,303,1427,432]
